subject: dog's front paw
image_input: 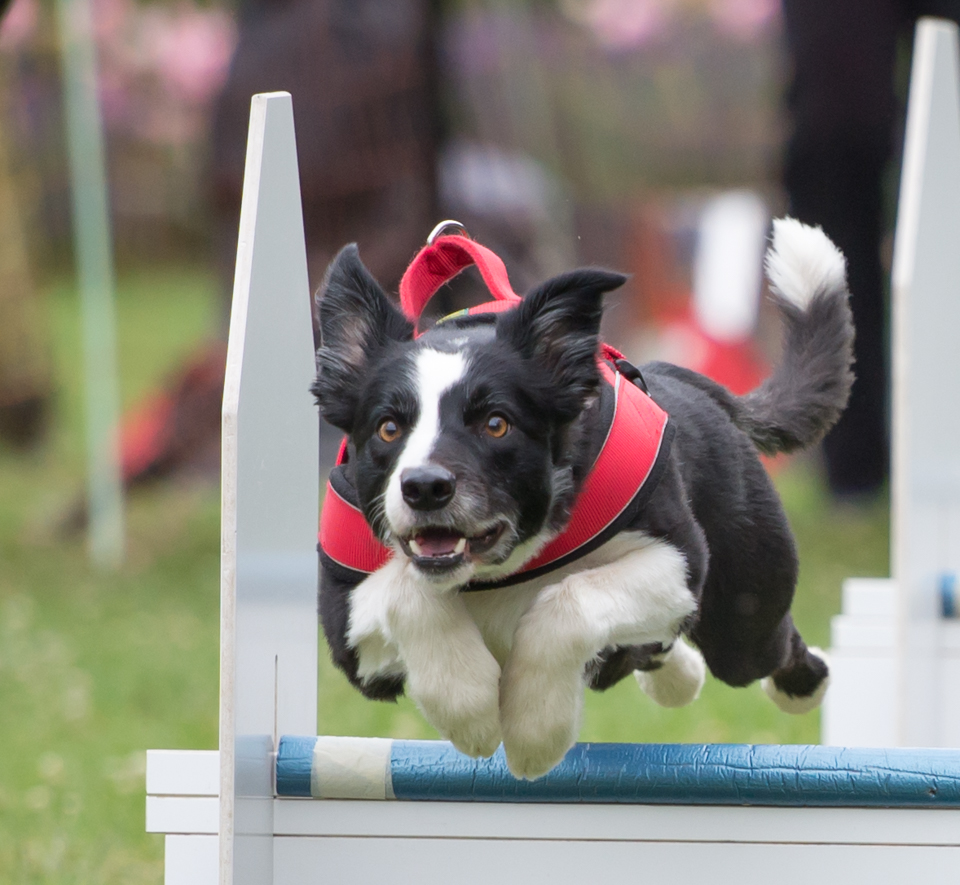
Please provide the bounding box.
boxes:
[408,653,503,758]
[501,720,577,780]
[499,658,583,780]
[445,713,502,760]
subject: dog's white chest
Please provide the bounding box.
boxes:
[462,531,658,665]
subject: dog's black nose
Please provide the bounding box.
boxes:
[401,466,456,511]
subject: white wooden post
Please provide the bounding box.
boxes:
[824,17,960,747]
[890,17,960,748]
[219,92,319,885]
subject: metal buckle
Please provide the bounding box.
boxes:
[426,219,468,244]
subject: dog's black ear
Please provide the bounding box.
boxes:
[498,268,627,418]
[312,244,414,431]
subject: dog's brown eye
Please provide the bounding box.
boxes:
[378,419,402,443]
[484,414,510,439]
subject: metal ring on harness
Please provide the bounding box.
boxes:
[426,219,468,244]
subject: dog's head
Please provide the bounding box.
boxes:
[313,244,626,584]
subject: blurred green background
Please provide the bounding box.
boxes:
[0,0,894,881]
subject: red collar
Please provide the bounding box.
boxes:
[318,234,671,587]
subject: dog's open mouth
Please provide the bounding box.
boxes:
[399,524,505,572]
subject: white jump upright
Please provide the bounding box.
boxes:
[218,91,319,883]
[823,17,960,748]
[146,72,960,885]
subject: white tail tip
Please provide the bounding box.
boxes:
[764,218,847,309]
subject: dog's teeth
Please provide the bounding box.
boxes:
[409,539,423,556]
[454,537,466,555]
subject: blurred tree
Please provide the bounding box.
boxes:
[0,37,52,448]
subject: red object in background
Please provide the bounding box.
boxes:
[622,206,772,414]
[650,303,782,472]
[699,336,768,396]
[698,335,768,397]
[119,391,176,481]
[661,305,768,396]
[117,342,227,487]
[664,307,784,475]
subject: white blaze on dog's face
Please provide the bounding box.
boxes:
[380,346,477,573]
[312,244,628,584]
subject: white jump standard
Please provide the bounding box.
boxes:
[823,17,960,749]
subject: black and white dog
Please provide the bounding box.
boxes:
[313,218,854,779]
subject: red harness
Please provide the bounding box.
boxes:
[318,234,673,589]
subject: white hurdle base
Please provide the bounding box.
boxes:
[146,749,960,885]
[824,578,960,746]
[825,17,960,748]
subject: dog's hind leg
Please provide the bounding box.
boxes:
[697,596,830,714]
[761,625,830,714]
[634,637,706,708]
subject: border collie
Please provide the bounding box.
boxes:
[312,218,854,779]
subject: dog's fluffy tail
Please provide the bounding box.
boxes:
[731,217,855,455]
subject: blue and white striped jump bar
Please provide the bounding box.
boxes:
[277,736,960,807]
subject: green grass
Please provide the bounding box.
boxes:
[0,267,889,881]
[1,268,222,884]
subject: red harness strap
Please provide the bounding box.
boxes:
[318,234,671,585]
[320,437,388,574]
[398,234,520,321]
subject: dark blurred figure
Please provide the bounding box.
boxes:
[209,0,562,318]
[782,1,960,499]
[211,0,441,306]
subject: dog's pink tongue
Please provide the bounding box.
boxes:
[415,530,462,557]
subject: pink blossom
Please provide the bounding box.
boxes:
[567,0,679,51]
[146,5,235,105]
[707,0,779,41]
[0,0,38,50]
